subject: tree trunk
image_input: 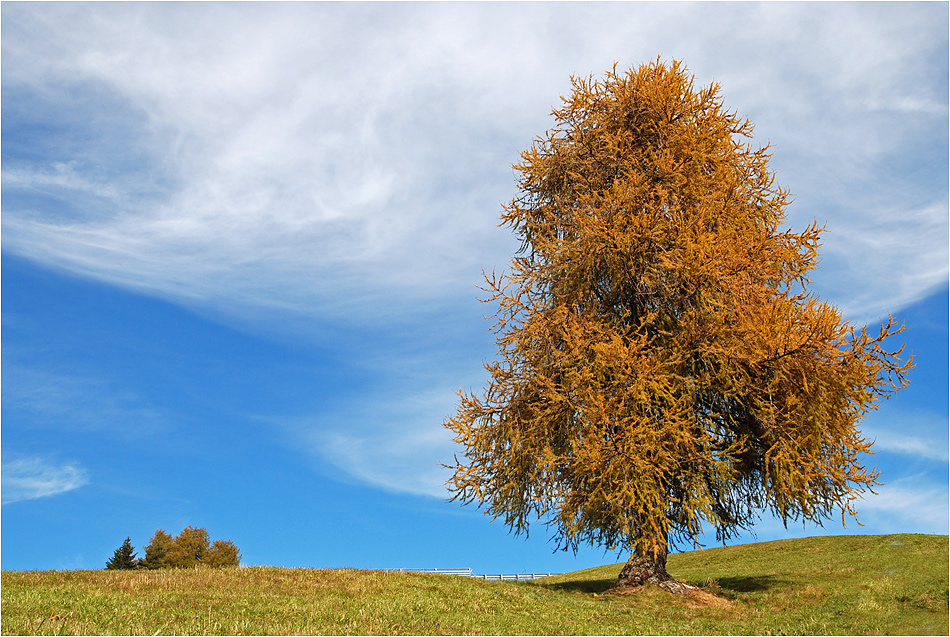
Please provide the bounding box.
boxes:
[617,544,693,594]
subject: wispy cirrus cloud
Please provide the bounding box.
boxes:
[285,377,467,499]
[2,456,88,504]
[2,3,946,329]
[314,427,453,500]
[862,412,950,463]
[1,2,946,500]
[1,363,167,439]
[856,477,950,533]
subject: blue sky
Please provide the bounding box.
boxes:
[2,3,947,573]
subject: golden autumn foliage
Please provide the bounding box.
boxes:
[142,526,240,569]
[444,60,911,577]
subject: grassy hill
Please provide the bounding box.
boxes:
[1,533,946,635]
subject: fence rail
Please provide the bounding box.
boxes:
[469,573,556,581]
[389,568,557,581]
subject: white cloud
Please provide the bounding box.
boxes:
[860,407,950,462]
[694,474,949,546]
[863,418,950,463]
[2,3,946,329]
[2,163,124,202]
[315,428,453,499]
[1,364,166,439]
[290,384,464,499]
[856,478,950,534]
[805,196,949,325]
[2,3,946,497]
[2,457,89,504]
[874,434,950,463]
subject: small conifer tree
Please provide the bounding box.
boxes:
[105,537,137,570]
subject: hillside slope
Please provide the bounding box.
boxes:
[1,533,947,635]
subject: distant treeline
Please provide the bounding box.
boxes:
[106,526,240,570]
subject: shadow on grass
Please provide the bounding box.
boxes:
[539,578,618,594]
[715,574,784,593]
[538,573,787,596]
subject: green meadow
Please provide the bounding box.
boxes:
[2,533,946,635]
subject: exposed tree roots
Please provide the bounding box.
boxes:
[617,550,696,595]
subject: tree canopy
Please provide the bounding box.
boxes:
[444,59,911,590]
[143,529,174,569]
[141,527,240,569]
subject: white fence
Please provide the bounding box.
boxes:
[389,568,557,581]
[469,572,557,581]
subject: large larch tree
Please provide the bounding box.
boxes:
[444,59,911,592]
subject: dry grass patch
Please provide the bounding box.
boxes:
[2,534,946,635]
